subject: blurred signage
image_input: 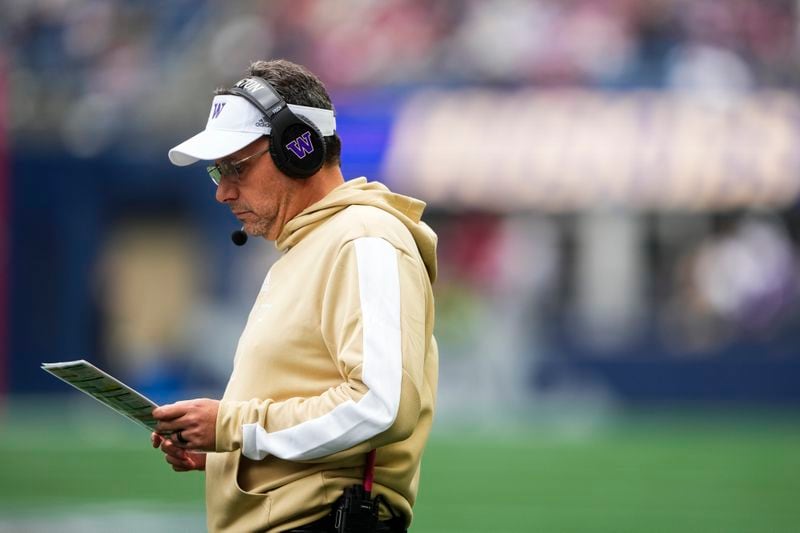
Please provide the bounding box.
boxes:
[383,90,800,211]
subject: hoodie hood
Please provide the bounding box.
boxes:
[276,177,438,282]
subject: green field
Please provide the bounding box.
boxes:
[1,400,798,532]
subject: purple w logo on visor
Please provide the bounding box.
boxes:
[211,102,226,119]
[285,131,314,159]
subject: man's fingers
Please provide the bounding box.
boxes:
[154,428,201,473]
[165,453,193,470]
[184,454,198,469]
[152,398,218,453]
[165,453,201,472]
[160,439,187,459]
[154,418,186,434]
[152,401,189,421]
[172,428,196,447]
[165,454,187,466]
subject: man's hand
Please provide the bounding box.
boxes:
[152,398,220,452]
[151,432,207,472]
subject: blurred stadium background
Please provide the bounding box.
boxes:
[2,0,800,531]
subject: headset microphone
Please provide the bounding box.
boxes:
[231,227,248,246]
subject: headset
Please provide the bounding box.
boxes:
[220,76,327,179]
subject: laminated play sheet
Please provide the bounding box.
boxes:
[41,359,159,432]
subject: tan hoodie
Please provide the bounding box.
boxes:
[206,178,438,532]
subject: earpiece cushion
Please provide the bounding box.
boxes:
[269,110,326,179]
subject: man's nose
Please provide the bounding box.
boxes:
[215,177,238,204]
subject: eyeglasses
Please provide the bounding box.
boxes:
[207,146,270,186]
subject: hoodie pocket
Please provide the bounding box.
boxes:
[207,452,272,531]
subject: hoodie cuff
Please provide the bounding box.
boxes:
[215,400,249,452]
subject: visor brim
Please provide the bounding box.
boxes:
[168,130,263,166]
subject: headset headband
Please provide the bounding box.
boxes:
[224,78,286,124]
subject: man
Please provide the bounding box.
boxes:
[150,59,438,533]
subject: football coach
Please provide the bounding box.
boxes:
[150,59,439,533]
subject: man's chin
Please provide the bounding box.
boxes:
[242,221,270,239]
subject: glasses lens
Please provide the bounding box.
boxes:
[207,165,222,186]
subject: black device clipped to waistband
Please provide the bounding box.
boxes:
[333,450,382,533]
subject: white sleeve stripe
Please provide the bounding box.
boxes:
[241,237,403,461]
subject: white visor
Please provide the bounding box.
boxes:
[168,94,337,166]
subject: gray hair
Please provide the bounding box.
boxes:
[248,59,334,111]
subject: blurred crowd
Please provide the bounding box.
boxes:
[3,0,798,150]
[273,0,797,88]
[5,0,800,404]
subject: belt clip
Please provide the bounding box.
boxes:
[334,506,344,531]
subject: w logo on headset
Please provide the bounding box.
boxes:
[285,131,315,159]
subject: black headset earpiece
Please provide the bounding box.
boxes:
[266,103,326,179]
[223,77,326,179]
